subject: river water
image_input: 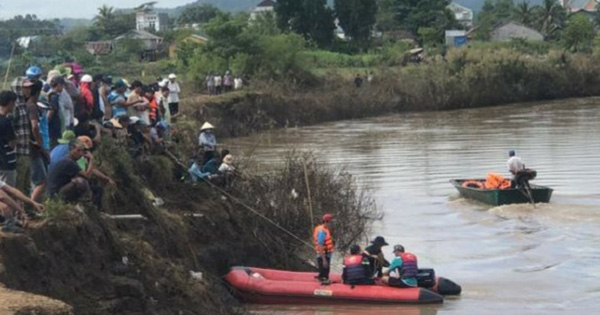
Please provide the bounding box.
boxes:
[226,98,600,314]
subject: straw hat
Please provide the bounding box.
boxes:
[200,122,215,131]
[223,154,234,164]
[109,117,123,129]
[58,130,76,144]
[168,73,177,79]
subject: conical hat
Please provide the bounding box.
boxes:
[201,122,215,131]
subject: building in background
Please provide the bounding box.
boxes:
[490,21,544,42]
[135,2,169,32]
[447,2,473,29]
[250,0,276,20]
[445,30,468,47]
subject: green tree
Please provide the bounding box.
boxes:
[177,4,221,25]
[334,0,378,48]
[275,0,335,47]
[376,0,457,41]
[562,14,595,52]
[93,5,135,39]
[512,2,538,27]
[536,0,566,38]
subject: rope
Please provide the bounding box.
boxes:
[169,153,315,250]
[200,175,315,250]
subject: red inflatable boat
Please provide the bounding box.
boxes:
[224,267,460,304]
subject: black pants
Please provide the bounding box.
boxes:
[317,256,331,280]
[347,278,375,285]
[169,102,179,116]
[389,277,413,288]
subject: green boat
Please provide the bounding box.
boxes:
[450,179,553,206]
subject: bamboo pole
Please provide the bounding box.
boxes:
[302,159,315,230]
[2,43,16,90]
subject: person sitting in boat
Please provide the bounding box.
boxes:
[313,213,335,285]
[382,245,418,288]
[363,236,390,278]
[507,150,536,189]
[342,245,375,285]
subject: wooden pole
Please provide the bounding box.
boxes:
[2,43,16,90]
[302,159,315,230]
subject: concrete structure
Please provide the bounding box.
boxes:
[445,30,468,47]
[560,0,597,12]
[448,2,473,28]
[250,0,275,20]
[135,2,169,32]
[490,21,544,42]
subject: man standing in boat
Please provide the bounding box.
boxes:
[313,213,335,285]
[507,150,536,189]
[364,236,390,278]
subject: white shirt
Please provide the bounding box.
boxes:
[167,81,180,103]
[0,179,5,188]
[214,76,222,87]
[219,163,235,173]
[59,89,74,129]
[507,156,525,174]
[234,78,243,90]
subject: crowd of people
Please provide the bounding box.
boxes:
[204,71,244,95]
[0,63,238,233]
[314,214,421,288]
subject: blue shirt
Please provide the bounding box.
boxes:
[198,132,217,149]
[388,256,417,287]
[48,143,70,173]
[108,91,127,117]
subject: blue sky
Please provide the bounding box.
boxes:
[0,0,193,19]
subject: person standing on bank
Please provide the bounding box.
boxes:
[198,122,217,165]
[313,213,335,285]
[167,74,180,118]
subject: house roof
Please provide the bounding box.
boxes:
[447,2,473,13]
[492,21,544,37]
[86,41,113,55]
[257,0,276,7]
[115,29,163,41]
[564,0,597,12]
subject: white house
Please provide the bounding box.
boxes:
[135,2,169,32]
[447,2,473,28]
[250,0,276,20]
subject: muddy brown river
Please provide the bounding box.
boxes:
[225,98,600,314]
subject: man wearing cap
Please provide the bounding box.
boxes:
[108,79,143,119]
[48,130,77,172]
[46,140,93,202]
[25,79,50,203]
[507,150,535,189]
[10,77,35,195]
[199,122,217,165]
[167,74,180,117]
[382,245,418,288]
[364,236,390,278]
[313,213,335,285]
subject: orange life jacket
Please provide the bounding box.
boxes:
[313,224,334,254]
[484,173,512,190]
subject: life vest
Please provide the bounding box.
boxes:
[484,173,512,190]
[400,252,418,279]
[343,255,367,283]
[313,224,334,254]
[148,97,158,122]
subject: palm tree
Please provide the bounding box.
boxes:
[513,2,536,26]
[94,5,116,38]
[537,0,567,37]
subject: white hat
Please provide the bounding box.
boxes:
[200,122,215,131]
[223,154,234,164]
[168,73,177,79]
[129,116,140,124]
[159,79,169,87]
[81,74,93,83]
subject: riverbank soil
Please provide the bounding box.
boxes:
[0,284,72,314]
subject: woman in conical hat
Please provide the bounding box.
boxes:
[198,122,217,165]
